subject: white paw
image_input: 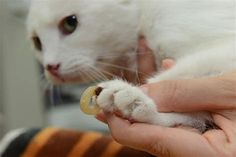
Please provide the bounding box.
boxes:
[95,79,211,132]
[96,79,158,122]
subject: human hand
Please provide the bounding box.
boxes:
[97,72,236,157]
[96,37,236,157]
[141,72,236,115]
[104,112,236,157]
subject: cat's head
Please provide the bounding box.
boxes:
[27,0,140,84]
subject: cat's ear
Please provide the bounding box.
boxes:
[6,0,31,18]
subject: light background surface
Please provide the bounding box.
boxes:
[0,0,45,136]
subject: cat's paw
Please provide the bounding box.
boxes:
[95,80,213,132]
[96,79,158,123]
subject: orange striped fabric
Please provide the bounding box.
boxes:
[21,128,59,157]
[67,132,103,157]
[35,129,83,157]
[15,128,154,157]
[100,141,123,157]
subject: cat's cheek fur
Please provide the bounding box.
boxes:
[28,0,141,83]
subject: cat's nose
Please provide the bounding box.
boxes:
[46,64,61,75]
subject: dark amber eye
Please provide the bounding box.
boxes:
[32,36,42,51]
[59,15,78,35]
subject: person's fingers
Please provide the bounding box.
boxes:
[203,129,229,157]
[105,113,216,157]
[203,114,236,156]
[212,114,236,143]
[95,112,107,123]
[95,110,125,124]
[137,37,157,82]
[141,73,236,112]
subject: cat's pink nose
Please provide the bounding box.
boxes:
[46,64,61,75]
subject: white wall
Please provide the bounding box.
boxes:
[0,0,45,135]
[0,0,7,137]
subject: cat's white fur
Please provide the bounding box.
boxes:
[27,0,236,132]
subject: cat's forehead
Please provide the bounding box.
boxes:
[27,0,83,35]
[27,0,130,35]
[30,0,83,15]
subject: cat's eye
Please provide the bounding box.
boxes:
[59,15,78,35]
[32,36,42,51]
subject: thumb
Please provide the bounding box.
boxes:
[105,114,215,157]
[141,75,236,112]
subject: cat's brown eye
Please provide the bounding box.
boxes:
[59,15,78,35]
[32,36,42,51]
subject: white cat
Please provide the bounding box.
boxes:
[27,0,236,132]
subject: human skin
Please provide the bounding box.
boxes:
[96,39,236,157]
[104,112,236,157]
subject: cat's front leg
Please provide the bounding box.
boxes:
[96,79,209,132]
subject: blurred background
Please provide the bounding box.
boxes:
[0,0,107,138]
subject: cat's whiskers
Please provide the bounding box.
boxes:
[77,64,108,82]
[88,64,114,78]
[63,60,89,72]
[96,61,144,75]
[97,59,152,84]
[77,67,95,82]
[98,68,119,79]
[87,66,109,81]
[76,70,89,83]
[82,70,100,83]
[134,68,141,85]
[60,64,102,82]
[63,66,79,74]
[87,70,104,82]
[97,54,124,59]
[96,51,151,59]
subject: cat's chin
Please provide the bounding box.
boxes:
[45,72,65,85]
